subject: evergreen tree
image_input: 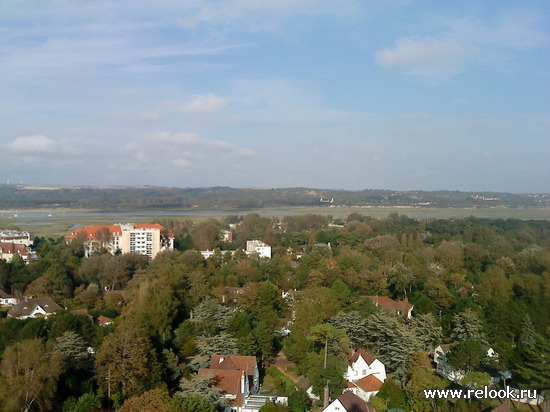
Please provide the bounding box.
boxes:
[329,311,369,350]
[451,308,487,343]
[519,314,536,346]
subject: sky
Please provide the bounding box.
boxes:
[1,1,549,193]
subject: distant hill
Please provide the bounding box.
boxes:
[0,184,548,210]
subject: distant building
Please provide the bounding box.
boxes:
[246,240,271,259]
[0,290,18,306]
[365,296,413,319]
[66,223,174,259]
[0,242,37,264]
[200,240,272,260]
[8,297,64,319]
[0,230,33,246]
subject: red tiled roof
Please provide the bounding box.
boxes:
[96,315,113,326]
[354,375,384,393]
[66,223,171,240]
[365,296,413,317]
[198,368,245,406]
[350,349,377,366]
[66,225,121,240]
[0,242,29,255]
[210,355,257,376]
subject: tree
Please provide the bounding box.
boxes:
[329,311,369,350]
[175,373,223,404]
[177,395,218,412]
[451,308,487,343]
[476,266,512,305]
[190,298,233,336]
[409,313,443,351]
[519,314,536,346]
[307,324,349,368]
[95,324,161,400]
[288,389,311,412]
[54,331,93,371]
[446,340,487,373]
[0,338,63,412]
[513,330,550,392]
[119,389,176,412]
[405,352,447,412]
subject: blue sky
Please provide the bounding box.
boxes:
[1,1,549,193]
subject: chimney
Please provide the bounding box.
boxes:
[323,382,330,409]
[219,357,224,364]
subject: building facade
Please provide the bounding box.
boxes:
[66,223,174,259]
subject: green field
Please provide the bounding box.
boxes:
[1,206,549,238]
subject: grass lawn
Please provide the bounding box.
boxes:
[260,366,297,395]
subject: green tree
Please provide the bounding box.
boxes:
[54,331,93,371]
[175,373,224,405]
[405,352,447,412]
[119,388,176,412]
[451,308,487,343]
[177,395,218,412]
[288,389,311,412]
[409,313,443,351]
[329,311,369,350]
[0,338,63,412]
[95,324,161,400]
[446,340,486,373]
[513,330,550,392]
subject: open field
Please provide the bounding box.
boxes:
[1,206,549,238]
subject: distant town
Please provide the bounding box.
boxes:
[1,210,549,411]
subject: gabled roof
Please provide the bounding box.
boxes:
[0,289,13,299]
[354,375,384,393]
[96,315,113,326]
[350,349,377,366]
[210,355,257,376]
[365,296,413,317]
[0,242,29,254]
[8,297,63,318]
[435,343,457,354]
[332,391,378,412]
[198,368,245,406]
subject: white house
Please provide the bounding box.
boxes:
[7,297,64,319]
[346,375,385,402]
[323,391,378,412]
[345,349,387,383]
[0,290,18,306]
[434,342,498,383]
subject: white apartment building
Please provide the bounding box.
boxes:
[67,223,174,259]
[246,240,271,259]
[0,230,33,246]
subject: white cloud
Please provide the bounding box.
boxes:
[375,10,549,78]
[176,94,228,113]
[146,132,201,145]
[375,36,466,76]
[8,135,56,154]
